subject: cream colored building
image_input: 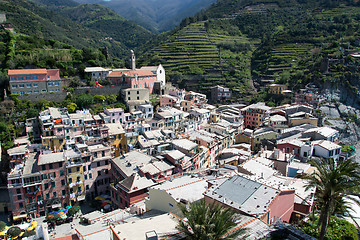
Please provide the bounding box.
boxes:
[145,176,208,216]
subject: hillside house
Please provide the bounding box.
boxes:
[8,69,62,95]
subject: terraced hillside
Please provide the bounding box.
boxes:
[256,43,314,80]
[141,20,258,96]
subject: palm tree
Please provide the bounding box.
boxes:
[303,158,360,240]
[177,199,246,240]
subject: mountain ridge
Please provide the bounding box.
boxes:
[0,0,153,57]
[72,0,217,32]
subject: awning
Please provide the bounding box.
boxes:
[78,195,86,201]
[13,213,27,221]
[52,203,62,209]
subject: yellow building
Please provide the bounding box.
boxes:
[235,129,253,145]
[288,113,318,127]
[269,84,287,95]
[66,164,86,205]
[42,136,65,151]
[104,123,127,157]
[209,113,220,123]
[235,128,277,151]
[125,132,139,152]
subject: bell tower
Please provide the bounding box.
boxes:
[129,50,136,70]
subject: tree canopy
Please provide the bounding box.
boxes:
[303,158,360,240]
[177,199,246,240]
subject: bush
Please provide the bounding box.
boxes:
[301,216,358,240]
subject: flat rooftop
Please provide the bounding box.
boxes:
[112,212,179,240]
[153,175,208,202]
[38,152,65,165]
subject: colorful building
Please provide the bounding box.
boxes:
[241,103,271,129]
[268,84,287,95]
[8,69,62,95]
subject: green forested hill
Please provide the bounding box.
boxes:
[60,4,153,50]
[139,0,360,101]
[0,0,152,57]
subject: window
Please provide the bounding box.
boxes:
[61,179,65,186]
[68,168,72,174]
[49,163,53,169]
[77,176,80,182]
[41,165,46,171]
[98,171,101,176]
[44,183,49,189]
[46,193,50,199]
[105,160,108,165]
[26,84,31,88]
[12,84,17,88]
[84,174,87,180]
[77,167,80,172]
[16,189,21,194]
[105,169,109,174]
[86,185,89,190]
[51,182,55,188]
[83,166,86,172]
[89,173,92,179]
[17,195,22,200]
[88,165,91,171]
[69,178,72,184]
[60,170,64,176]
[54,81,60,86]
[32,76,38,80]
[128,97,130,100]
[78,186,82,192]
[48,82,53,86]
[19,84,24,88]
[62,190,66,196]
[12,92,18,94]
[34,90,39,93]
[10,77,16,81]
[97,162,100,167]
[53,192,57,198]
[19,203,23,209]
[27,91,32,94]
[18,77,24,80]
[37,195,41,201]
[33,83,38,87]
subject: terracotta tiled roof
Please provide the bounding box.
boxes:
[47,69,60,80]
[8,69,47,75]
[108,70,155,77]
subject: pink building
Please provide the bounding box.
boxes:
[277,139,305,157]
[104,108,125,124]
[38,152,68,214]
[88,144,112,197]
[160,94,178,108]
[107,70,157,94]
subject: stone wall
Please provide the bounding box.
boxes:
[18,92,67,102]
[16,86,124,102]
[73,86,123,96]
